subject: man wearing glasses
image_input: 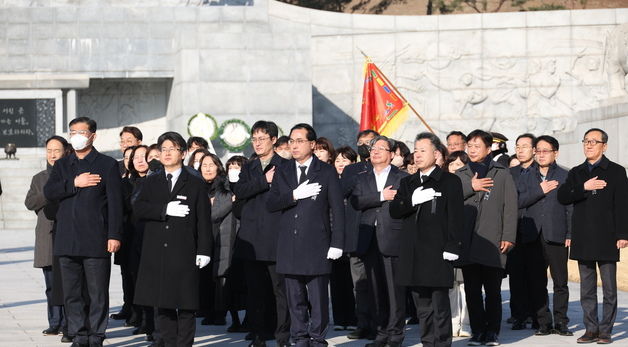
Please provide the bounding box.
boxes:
[44,117,123,347]
[508,134,573,336]
[350,136,408,347]
[133,131,212,347]
[558,128,628,344]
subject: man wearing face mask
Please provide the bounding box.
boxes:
[44,117,124,347]
[275,136,292,160]
[341,129,379,340]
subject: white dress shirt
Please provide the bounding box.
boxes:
[374,165,392,201]
[295,156,314,182]
[165,167,183,192]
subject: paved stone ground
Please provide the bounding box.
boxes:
[1,229,628,347]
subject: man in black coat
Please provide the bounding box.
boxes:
[267,123,344,347]
[391,132,464,347]
[133,131,213,347]
[43,117,123,347]
[557,128,628,344]
[350,135,408,347]
[232,120,291,347]
[340,129,378,340]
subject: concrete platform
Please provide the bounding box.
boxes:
[1,228,627,346]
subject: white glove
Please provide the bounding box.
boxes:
[442,251,459,261]
[293,179,322,200]
[412,187,436,206]
[196,255,210,269]
[166,201,190,217]
[326,247,343,260]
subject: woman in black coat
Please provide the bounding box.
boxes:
[199,153,241,328]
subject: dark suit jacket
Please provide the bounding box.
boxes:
[510,162,572,244]
[233,153,288,261]
[133,167,213,310]
[267,155,344,275]
[390,166,464,288]
[350,165,408,256]
[43,148,123,258]
[557,155,628,262]
[340,161,373,254]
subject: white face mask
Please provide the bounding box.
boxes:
[70,134,90,151]
[193,162,200,170]
[228,169,241,183]
[391,155,404,167]
[278,150,292,160]
[491,143,501,151]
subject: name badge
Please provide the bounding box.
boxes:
[177,195,187,200]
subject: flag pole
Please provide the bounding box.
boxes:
[358,50,435,134]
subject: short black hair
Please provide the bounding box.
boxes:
[392,140,410,158]
[290,123,317,141]
[186,136,208,150]
[535,135,560,151]
[444,150,469,173]
[334,146,357,163]
[251,120,279,139]
[226,155,248,169]
[187,148,211,167]
[120,126,143,141]
[584,128,608,143]
[415,132,444,151]
[158,132,187,152]
[356,129,379,142]
[516,133,536,145]
[466,129,493,148]
[69,117,97,133]
[446,131,467,142]
[46,135,73,157]
[274,135,289,148]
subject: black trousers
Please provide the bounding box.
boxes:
[363,238,406,344]
[329,255,357,327]
[58,256,111,345]
[506,236,552,327]
[156,308,195,347]
[119,261,138,319]
[284,274,329,347]
[578,261,617,335]
[412,287,452,347]
[349,255,376,331]
[461,264,504,335]
[540,238,569,327]
[42,266,65,331]
[244,260,290,342]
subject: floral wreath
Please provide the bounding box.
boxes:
[187,113,218,140]
[218,119,251,152]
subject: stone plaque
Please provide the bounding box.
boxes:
[0,99,55,147]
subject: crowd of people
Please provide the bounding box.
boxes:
[24,116,628,347]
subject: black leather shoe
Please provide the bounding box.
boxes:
[348,328,371,340]
[553,325,573,336]
[276,340,291,347]
[61,335,73,343]
[365,341,387,347]
[249,337,267,347]
[70,342,88,347]
[386,342,402,347]
[535,326,552,336]
[89,341,103,347]
[467,333,484,346]
[597,334,612,344]
[511,319,526,330]
[245,332,255,340]
[109,312,129,320]
[406,317,419,325]
[577,331,599,344]
[484,332,500,346]
[132,326,147,335]
[43,327,60,335]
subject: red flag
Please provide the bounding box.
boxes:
[360,61,408,136]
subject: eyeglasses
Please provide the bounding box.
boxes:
[582,139,605,146]
[369,146,390,152]
[69,130,90,136]
[535,149,555,155]
[251,136,270,144]
[160,147,181,153]
[288,139,310,145]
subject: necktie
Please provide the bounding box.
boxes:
[421,175,428,184]
[298,166,307,184]
[167,173,173,192]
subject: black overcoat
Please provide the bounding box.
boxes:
[267,155,345,275]
[133,167,213,310]
[557,156,628,262]
[390,166,464,288]
[233,154,288,261]
[43,148,123,257]
[350,165,408,256]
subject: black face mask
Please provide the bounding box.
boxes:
[357,145,370,160]
[148,159,163,173]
